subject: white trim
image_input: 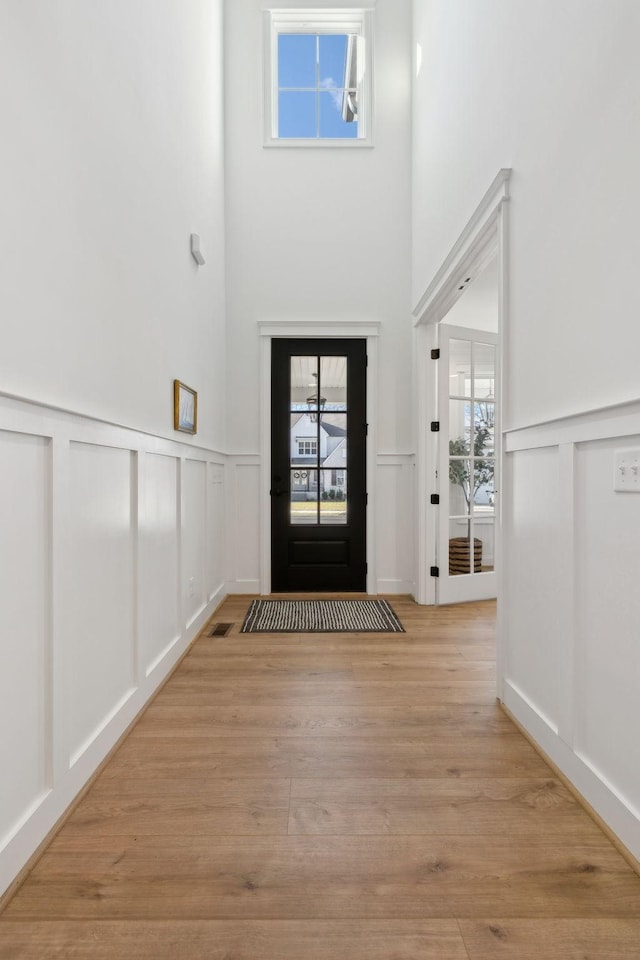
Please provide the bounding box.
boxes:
[260,334,272,595]
[258,321,378,595]
[414,323,438,604]
[494,189,510,701]
[504,678,559,738]
[376,452,414,465]
[69,687,137,769]
[262,1,377,8]
[263,140,374,150]
[0,389,224,459]
[145,632,183,679]
[377,579,414,595]
[227,453,262,465]
[50,430,69,785]
[365,335,378,594]
[556,442,577,748]
[226,579,262,594]
[259,320,380,338]
[504,395,640,452]
[412,169,511,327]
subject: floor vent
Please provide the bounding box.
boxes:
[208,622,233,638]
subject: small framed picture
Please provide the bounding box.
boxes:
[174,380,197,434]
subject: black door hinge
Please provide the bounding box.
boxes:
[430,421,440,432]
[430,566,440,578]
[365,423,369,436]
[430,494,440,505]
[364,492,368,505]
[431,348,440,360]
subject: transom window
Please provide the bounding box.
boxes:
[264,8,373,147]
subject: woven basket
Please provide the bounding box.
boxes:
[449,536,482,574]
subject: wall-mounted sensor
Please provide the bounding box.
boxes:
[190,234,205,266]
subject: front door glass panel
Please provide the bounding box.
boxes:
[289,355,348,527]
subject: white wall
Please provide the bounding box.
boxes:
[0,0,226,450]
[413,0,640,429]
[413,0,640,860]
[224,0,414,593]
[0,0,228,899]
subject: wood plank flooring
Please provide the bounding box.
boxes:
[2,595,640,959]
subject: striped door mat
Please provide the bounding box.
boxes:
[241,599,404,633]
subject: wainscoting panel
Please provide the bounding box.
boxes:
[183,459,207,627]
[227,457,261,593]
[67,442,136,767]
[375,455,415,594]
[139,453,180,677]
[574,436,640,817]
[0,431,51,855]
[0,394,228,901]
[505,445,562,732]
[206,462,225,600]
[503,398,640,862]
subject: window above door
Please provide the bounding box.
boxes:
[263,7,374,147]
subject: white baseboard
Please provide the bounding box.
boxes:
[208,582,227,610]
[225,579,261,595]
[225,580,414,598]
[503,679,640,863]
[376,579,414,595]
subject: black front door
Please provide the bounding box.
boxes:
[271,338,367,592]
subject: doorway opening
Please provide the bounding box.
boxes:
[413,168,510,614]
[435,257,499,604]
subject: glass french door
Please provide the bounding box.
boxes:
[437,324,498,604]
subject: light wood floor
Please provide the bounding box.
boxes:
[3,595,640,959]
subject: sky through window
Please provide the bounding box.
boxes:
[277,34,358,140]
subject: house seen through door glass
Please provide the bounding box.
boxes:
[290,356,348,525]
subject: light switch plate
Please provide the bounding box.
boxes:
[614,449,640,492]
